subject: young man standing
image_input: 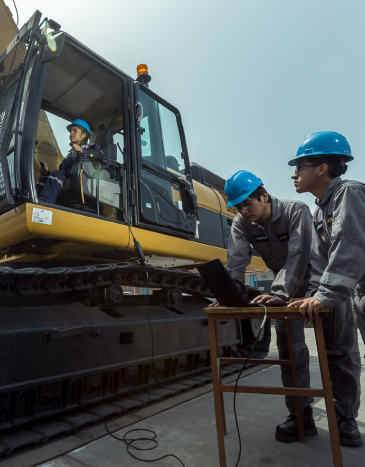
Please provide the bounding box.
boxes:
[214,170,316,442]
[37,119,104,204]
[288,131,363,446]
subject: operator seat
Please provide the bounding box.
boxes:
[95,130,117,162]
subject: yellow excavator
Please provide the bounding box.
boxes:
[0,4,269,441]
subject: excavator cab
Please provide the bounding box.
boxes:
[0,11,198,242]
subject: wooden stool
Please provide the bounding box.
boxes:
[205,306,343,467]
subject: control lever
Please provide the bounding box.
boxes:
[39,161,48,173]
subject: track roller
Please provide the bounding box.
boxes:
[101,284,124,305]
[161,288,182,305]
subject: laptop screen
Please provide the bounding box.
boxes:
[197,259,250,307]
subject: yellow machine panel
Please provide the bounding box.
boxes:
[0,203,268,273]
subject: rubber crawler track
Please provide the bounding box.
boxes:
[0,363,244,457]
[0,262,213,298]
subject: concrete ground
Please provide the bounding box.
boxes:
[37,329,365,467]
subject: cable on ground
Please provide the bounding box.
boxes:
[105,425,186,466]
[104,219,186,466]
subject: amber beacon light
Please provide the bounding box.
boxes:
[136,64,151,86]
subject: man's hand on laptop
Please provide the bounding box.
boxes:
[208,300,220,307]
[287,297,305,303]
[251,294,285,305]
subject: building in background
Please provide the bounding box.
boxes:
[0,1,18,54]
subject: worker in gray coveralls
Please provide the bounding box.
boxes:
[289,131,363,446]
[210,169,316,442]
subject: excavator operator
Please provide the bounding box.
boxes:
[288,131,363,447]
[37,119,104,204]
[209,170,316,443]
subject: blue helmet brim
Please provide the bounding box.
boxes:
[67,123,90,136]
[288,153,354,166]
[226,184,260,207]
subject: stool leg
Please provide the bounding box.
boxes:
[208,316,227,467]
[284,318,305,442]
[213,323,226,435]
[219,362,227,436]
[213,324,227,436]
[313,315,343,467]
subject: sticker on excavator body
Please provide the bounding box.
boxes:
[32,208,53,225]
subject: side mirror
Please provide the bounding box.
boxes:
[41,31,65,63]
[40,19,65,63]
[47,19,61,31]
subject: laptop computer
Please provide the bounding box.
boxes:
[197,258,252,307]
[198,258,286,308]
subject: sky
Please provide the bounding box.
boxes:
[6,0,365,212]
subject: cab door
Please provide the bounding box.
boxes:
[133,83,197,237]
[0,11,64,212]
[0,11,42,211]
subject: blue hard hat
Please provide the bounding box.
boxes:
[225,170,262,207]
[66,119,91,137]
[288,131,353,166]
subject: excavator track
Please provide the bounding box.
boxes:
[0,262,265,458]
[0,261,234,449]
[0,362,244,458]
[0,262,212,299]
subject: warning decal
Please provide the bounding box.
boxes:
[32,208,53,225]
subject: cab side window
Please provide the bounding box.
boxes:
[159,104,185,176]
[139,91,186,177]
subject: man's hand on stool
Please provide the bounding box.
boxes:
[251,294,285,305]
[288,297,324,320]
[208,300,220,307]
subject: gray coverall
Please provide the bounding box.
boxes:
[308,177,363,418]
[227,196,313,414]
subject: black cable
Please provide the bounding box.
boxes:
[126,220,154,407]
[12,0,19,26]
[105,425,186,466]
[234,304,268,467]
[125,218,153,410]
[104,219,186,466]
